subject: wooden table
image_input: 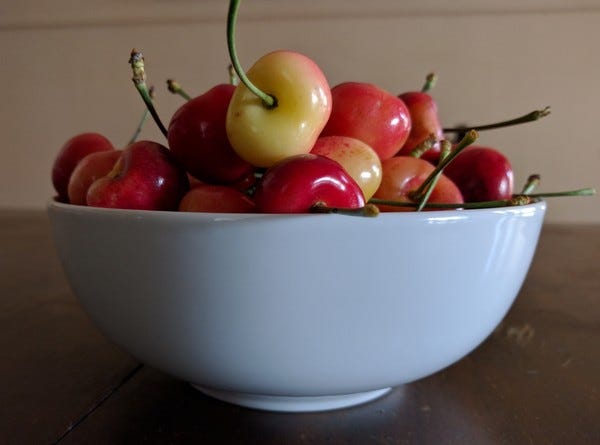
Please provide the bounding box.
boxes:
[2,210,599,444]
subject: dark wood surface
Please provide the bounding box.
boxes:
[2,210,599,445]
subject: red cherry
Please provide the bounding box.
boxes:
[444,146,514,202]
[320,82,411,160]
[396,91,444,163]
[373,156,463,211]
[168,84,254,184]
[86,140,189,210]
[179,184,255,213]
[52,132,114,202]
[67,149,122,206]
[254,154,365,213]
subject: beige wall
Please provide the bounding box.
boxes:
[1,0,598,222]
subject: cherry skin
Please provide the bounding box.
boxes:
[186,174,204,188]
[443,146,514,202]
[320,82,412,160]
[67,149,122,206]
[179,184,255,213]
[226,50,332,167]
[168,84,254,184]
[396,91,444,163]
[310,135,382,201]
[227,169,258,193]
[86,140,189,211]
[253,154,365,213]
[373,156,463,211]
[52,132,114,202]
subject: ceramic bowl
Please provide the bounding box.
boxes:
[48,200,546,412]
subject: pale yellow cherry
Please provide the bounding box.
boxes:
[310,135,382,201]
[226,50,332,168]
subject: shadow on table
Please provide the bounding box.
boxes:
[58,364,493,445]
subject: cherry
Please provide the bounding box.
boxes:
[52,132,114,202]
[226,1,332,167]
[179,184,255,213]
[310,135,382,201]
[444,146,514,202]
[373,156,463,211]
[320,82,412,160]
[226,50,332,167]
[67,149,122,205]
[253,154,365,213]
[86,140,189,210]
[397,74,444,163]
[168,84,255,184]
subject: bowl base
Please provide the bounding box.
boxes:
[191,385,392,412]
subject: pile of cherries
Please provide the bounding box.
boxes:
[51,0,591,215]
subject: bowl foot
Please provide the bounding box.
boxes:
[191,385,392,412]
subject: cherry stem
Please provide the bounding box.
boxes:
[128,85,154,145]
[311,202,380,217]
[410,129,479,201]
[228,64,239,86]
[421,73,437,93]
[129,49,168,138]
[369,187,595,210]
[415,140,453,211]
[370,197,525,210]
[520,174,541,194]
[443,107,551,133]
[440,138,453,160]
[409,134,437,158]
[227,0,276,108]
[525,188,596,198]
[167,79,192,101]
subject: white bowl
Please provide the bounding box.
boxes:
[48,200,546,412]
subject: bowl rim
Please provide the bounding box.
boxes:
[47,198,546,222]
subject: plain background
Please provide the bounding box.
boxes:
[1,0,598,222]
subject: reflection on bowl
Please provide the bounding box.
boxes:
[48,200,546,412]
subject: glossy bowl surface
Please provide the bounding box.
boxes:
[48,200,546,411]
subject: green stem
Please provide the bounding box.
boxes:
[228,64,239,86]
[166,79,192,101]
[129,49,168,138]
[439,138,453,160]
[520,174,541,194]
[369,187,596,211]
[526,188,596,198]
[415,140,453,211]
[369,197,518,210]
[443,107,551,133]
[421,73,437,93]
[409,133,437,158]
[410,129,479,200]
[128,85,154,145]
[227,0,276,108]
